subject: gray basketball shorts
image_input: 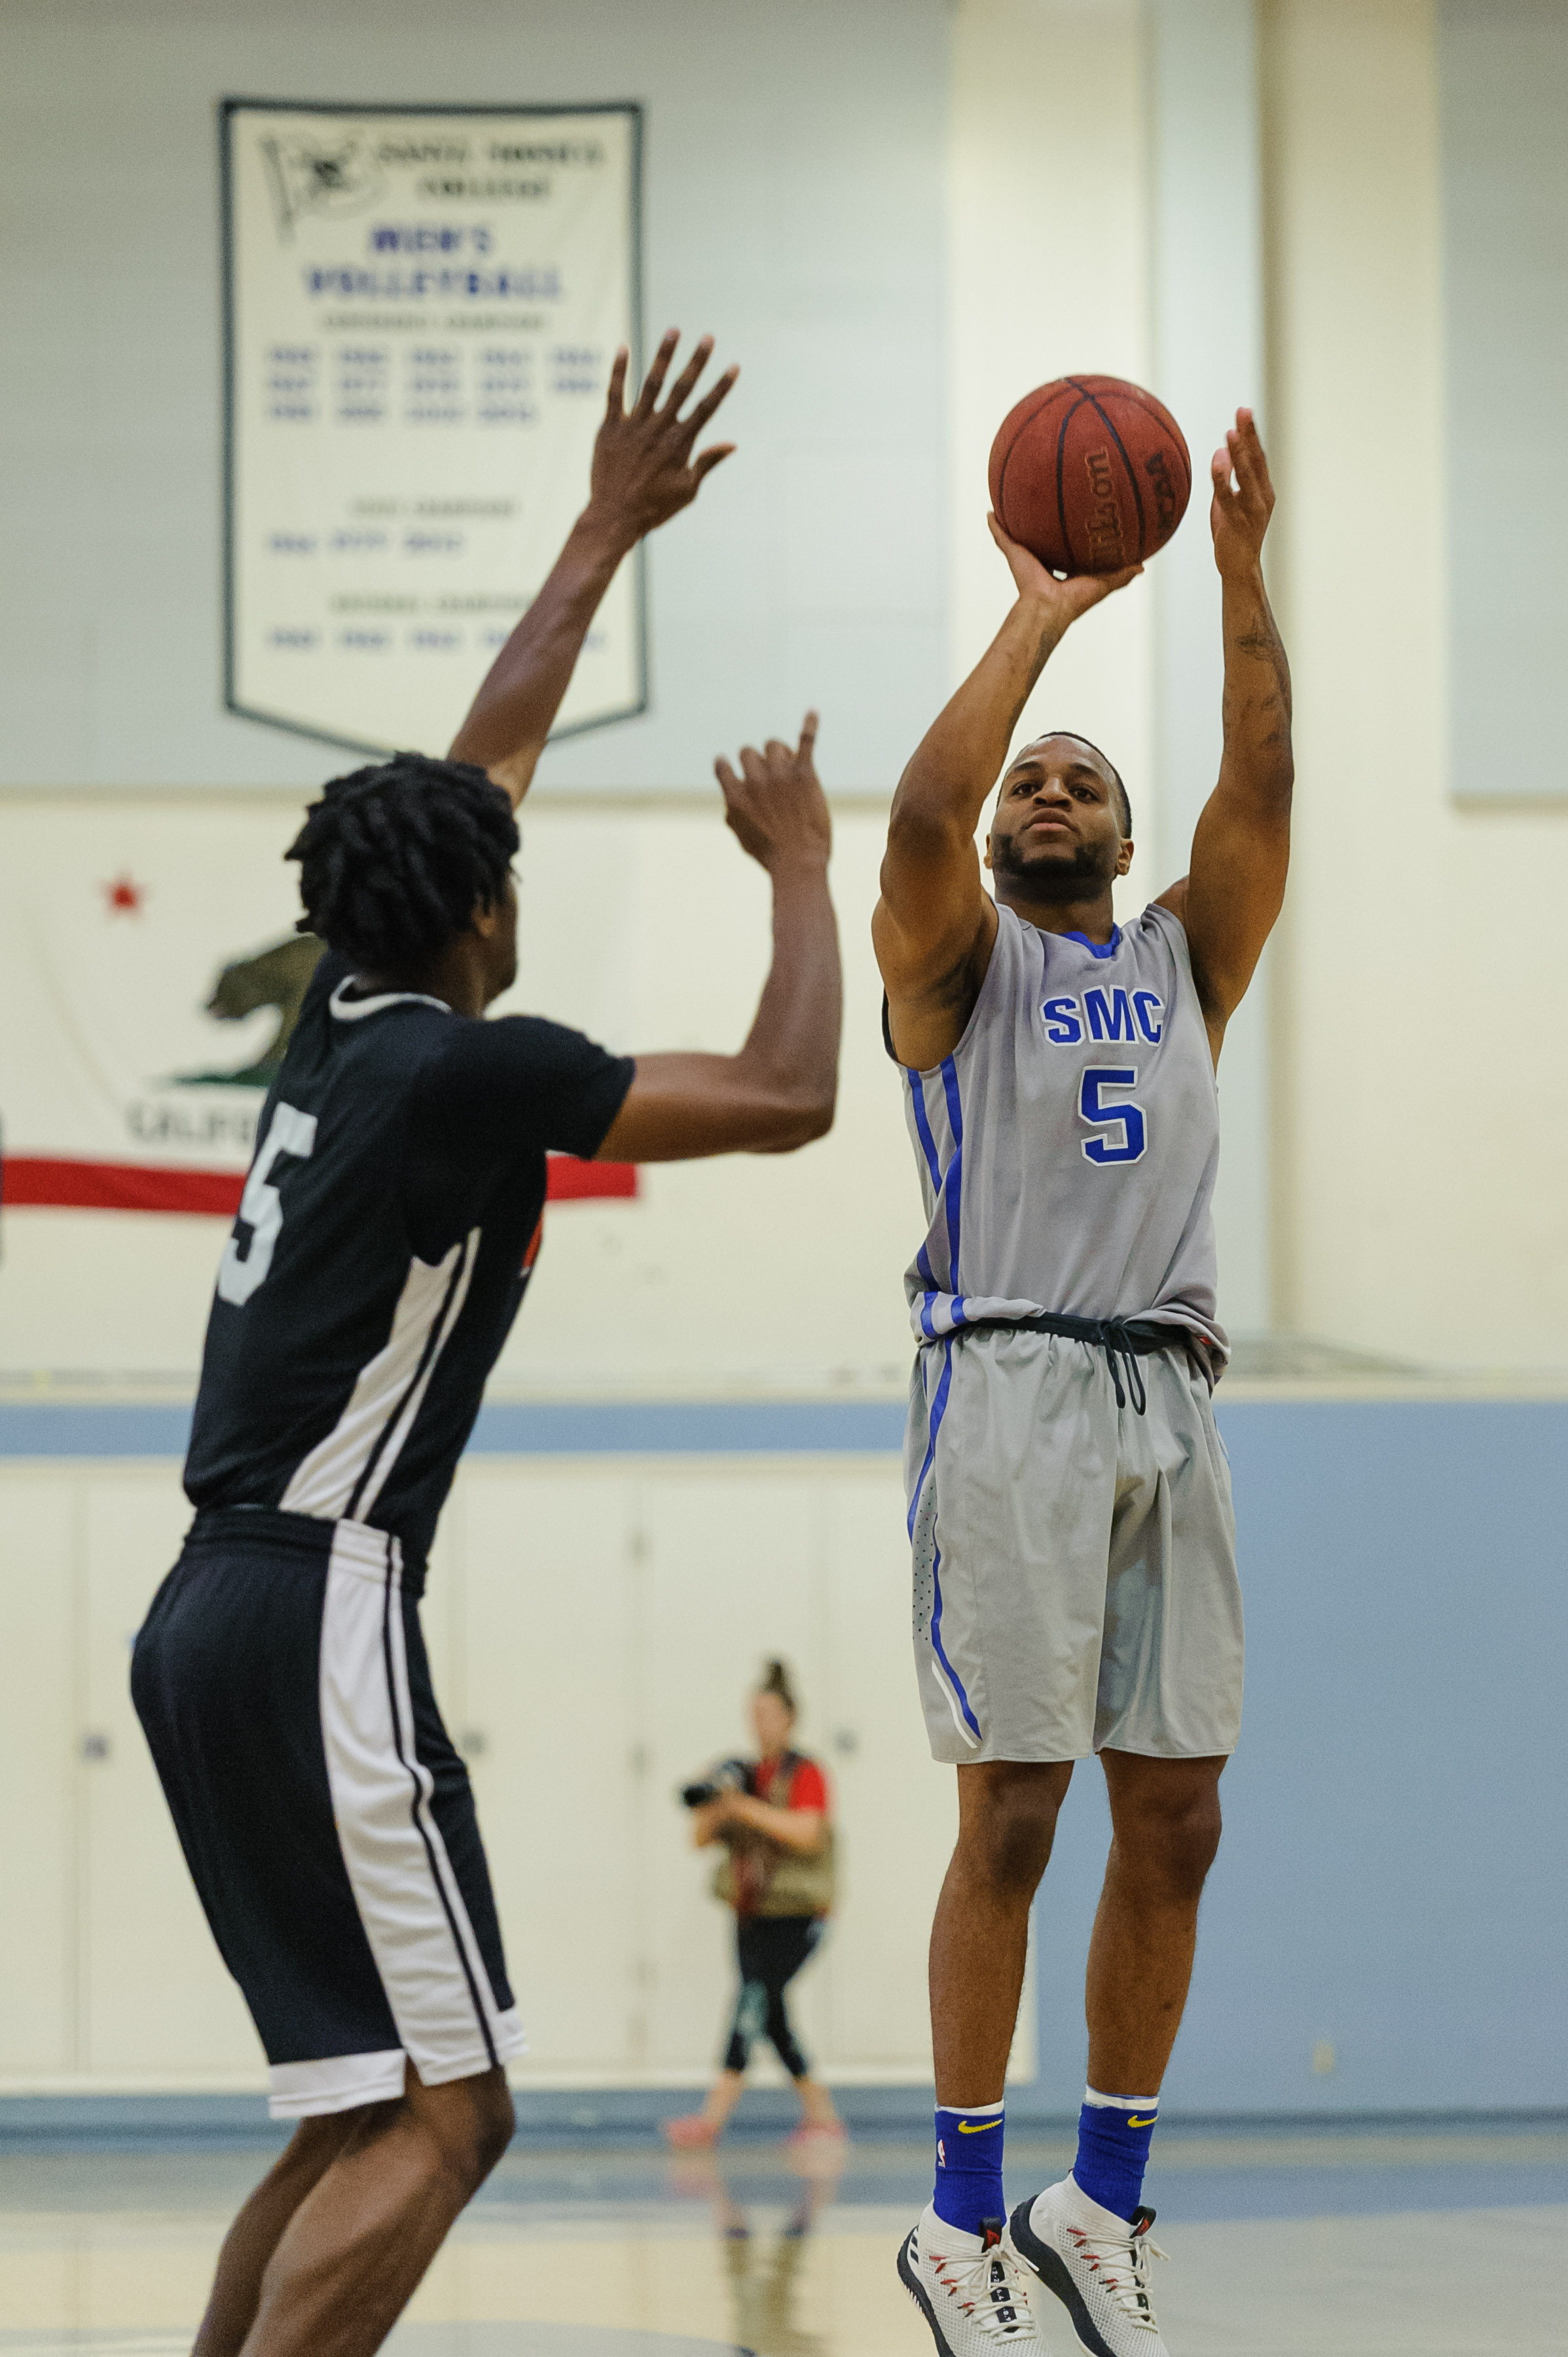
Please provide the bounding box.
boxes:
[903,1325,1243,1765]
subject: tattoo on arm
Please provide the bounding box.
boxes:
[1235,622,1292,705]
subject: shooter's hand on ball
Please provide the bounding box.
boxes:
[987,511,1142,644]
[448,328,738,800]
[1209,406,1277,580]
[715,711,833,879]
[588,329,739,547]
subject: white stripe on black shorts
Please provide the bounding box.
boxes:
[132,1506,524,2117]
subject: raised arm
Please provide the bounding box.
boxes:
[447,330,738,805]
[596,718,841,1162]
[1157,409,1293,1058]
[873,529,1139,1068]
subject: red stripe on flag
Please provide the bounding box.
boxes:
[1,1154,638,1214]
[3,1158,245,1214]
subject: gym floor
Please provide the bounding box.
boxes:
[3,2125,1566,2357]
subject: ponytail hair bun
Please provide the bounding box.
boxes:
[759,1658,798,1718]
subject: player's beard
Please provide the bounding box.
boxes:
[989,831,1118,899]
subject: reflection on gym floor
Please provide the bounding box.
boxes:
[2,2128,1566,2357]
[669,2144,843,2357]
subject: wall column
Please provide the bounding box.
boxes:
[1146,0,1272,1333]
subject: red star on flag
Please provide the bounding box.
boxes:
[103,872,148,916]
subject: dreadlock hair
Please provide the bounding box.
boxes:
[287,753,519,975]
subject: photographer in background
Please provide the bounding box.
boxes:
[665,1661,844,2149]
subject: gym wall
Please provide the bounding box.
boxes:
[11,0,1566,1370]
[4,0,1568,2123]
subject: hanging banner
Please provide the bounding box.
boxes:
[223,100,643,757]
[0,798,635,1216]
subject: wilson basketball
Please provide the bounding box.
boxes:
[989,374,1192,576]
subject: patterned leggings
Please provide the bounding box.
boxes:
[722,1914,824,2079]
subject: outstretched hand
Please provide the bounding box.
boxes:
[716,712,831,877]
[1210,408,1276,578]
[585,330,738,547]
[987,513,1142,627]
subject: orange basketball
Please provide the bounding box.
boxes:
[988,373,1192,576]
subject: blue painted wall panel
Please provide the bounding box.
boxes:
[1024,1401,1568,2115]
[5,1394,1563,2111]
[0,1398,909,1458]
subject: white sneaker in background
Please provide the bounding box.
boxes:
[1004,2176,1170,2354]
[898,2202,1048,2356]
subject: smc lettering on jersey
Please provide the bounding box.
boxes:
[1041,988,1164,1047]
[893,904,1226,1354]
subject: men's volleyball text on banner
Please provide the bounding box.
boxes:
[223,100,644,756]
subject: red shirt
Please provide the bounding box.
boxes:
[750,1751,828,1813]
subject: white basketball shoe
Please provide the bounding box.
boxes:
[898,2203,1048,2357]
[1004,2176,1170,2354]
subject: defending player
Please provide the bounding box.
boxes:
[131,333,842,2357]
[877,413,1290,2356]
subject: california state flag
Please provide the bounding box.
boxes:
[0,797,632,1213]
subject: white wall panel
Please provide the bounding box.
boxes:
[636,1472,825,2075]
[0,1474,77,2076]
[815,1472,955,2071]
[458,1466,642,2076]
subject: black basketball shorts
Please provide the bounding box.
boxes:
[132,1506,522,2118]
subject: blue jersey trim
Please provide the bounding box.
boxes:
[919,1348,981,1753]
[907,1069,943,1193]
[906,1350,943,1541]
[1063,925,1121,959]
[919,1339,981,1743]
[930,1533,982,1744]
[939,1057,964,1291]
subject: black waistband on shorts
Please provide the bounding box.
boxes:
[185,1505,428,1595]
[958,1310,1205,1417]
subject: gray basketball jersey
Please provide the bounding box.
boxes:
[894,899,1227,1359]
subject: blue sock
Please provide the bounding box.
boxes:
[1072,2087,1159,2220]
[933,2101,1005,2235]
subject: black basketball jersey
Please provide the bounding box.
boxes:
[184,952,634,1561]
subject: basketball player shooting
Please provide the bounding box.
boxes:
[878,411,1290,2357]
[130,331,842,2357]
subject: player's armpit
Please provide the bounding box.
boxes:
[873,881,997,1070]
[594,1051,833,1163]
